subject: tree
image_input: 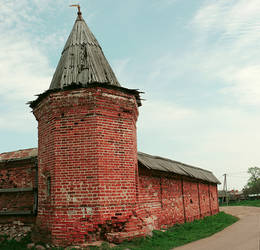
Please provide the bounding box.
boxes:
[243,167,260,196]
[247,167,260,186]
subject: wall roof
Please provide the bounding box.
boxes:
[0,148,220,184]
[138,152,220,184]
[0,148,37,163]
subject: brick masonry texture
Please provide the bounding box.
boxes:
[32,86,139,245]
[0,86,219,247]
[0,151,219,245]
[0,155,37,224]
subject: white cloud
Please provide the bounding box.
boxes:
[191,0,260,106]
[220,65,260,105]
[0,37,52,100]
[192,0,260,38]
[0,36,51,131]
[0,105,37,132]
[138,100,196,130]
[137,101,258,190]
[0,0,53,133]
[112,58,131,83]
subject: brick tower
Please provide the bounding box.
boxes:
[30,9,141,246]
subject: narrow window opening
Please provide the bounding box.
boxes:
[47,177,51,196]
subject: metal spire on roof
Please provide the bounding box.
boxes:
[70,4,82,20]
[49,5,121,90]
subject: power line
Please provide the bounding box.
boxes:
[226,171,248,175]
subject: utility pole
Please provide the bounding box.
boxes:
[223,174,228,205]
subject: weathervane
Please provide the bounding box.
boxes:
[70,4,82,19]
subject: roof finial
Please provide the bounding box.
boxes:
[70,4,82,19]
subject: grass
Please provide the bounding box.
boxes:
[89,212,238,250]
[0,234,63,250]
[0,234,31,250]
[0,212,238,250]
[220,199,260,207]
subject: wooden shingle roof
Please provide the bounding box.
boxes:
[49,13,120,90]
[0,148,37,164]
[138,152,221,184]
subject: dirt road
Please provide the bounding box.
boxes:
[174,206,260,250]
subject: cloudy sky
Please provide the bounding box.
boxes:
[1,0,259,190]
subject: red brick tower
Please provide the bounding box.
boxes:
[30,10,141,246]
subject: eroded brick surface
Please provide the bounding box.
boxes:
[209,184,219,214]
[0,151,219,246]
[0,86,219,247]
[199,183,211,217]
[0,158,37,222]
[32,87,139,246]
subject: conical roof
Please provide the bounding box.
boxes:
[49,13,120,89]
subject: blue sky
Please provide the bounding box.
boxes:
[1,0,259,190]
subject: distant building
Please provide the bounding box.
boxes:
[218,190,245,203]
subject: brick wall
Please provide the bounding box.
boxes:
[32,86,139,245]
[182,180,200,222]
[0,150,219,245]
[0,150,37,224]
[117,167,219,241]
[209,183,219,214]
[198,183,211,217]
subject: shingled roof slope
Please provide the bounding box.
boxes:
[49,13,120,90]
[138,152,220,184]
[0,148,37,163]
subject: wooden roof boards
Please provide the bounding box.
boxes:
[0,148,37,162]
[0,148,37,164]
[49,14,120,90]
[138,152,221,184]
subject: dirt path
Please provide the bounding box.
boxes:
[173,206,260,250]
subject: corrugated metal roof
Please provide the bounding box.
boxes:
[138,152,220,184]
[49,14,120,90]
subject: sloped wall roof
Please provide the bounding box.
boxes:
[0,148,220,184]
[138,152,220,184]
[0,148,37,163]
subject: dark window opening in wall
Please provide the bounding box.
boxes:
[190,199,193,204]
[47,177,51,196]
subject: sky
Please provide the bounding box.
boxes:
[1,0,259,190]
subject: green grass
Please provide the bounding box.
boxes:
[220,199,260,207]
[0,234,31,250]
[0,212,238,250]
[89,212,238,250]
[0,234,64,250]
